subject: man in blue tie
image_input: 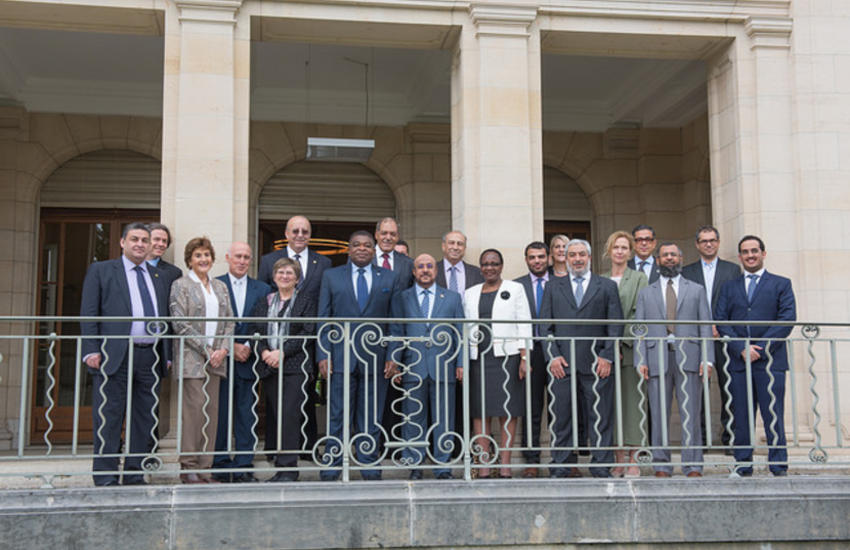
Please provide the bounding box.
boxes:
[393,253,465,480]
[514,241,550,477]
[80,222,170,486]
[627,224,660,283]
[317,230,400,480]
[715,235,796,476]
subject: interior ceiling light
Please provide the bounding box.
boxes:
[306,137,375,163]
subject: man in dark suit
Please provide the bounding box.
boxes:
[145,222,182,291]
[80,222,170,486]
[257,215,330,453]
[374,217,414,290]
[435,230,484,298]
[433,229,483,454]
[393,253,464,480]
[627,224,660,283]
[212,242,271,482]
[682,225,742,447]
[540,238,623,478]
[514,241,550,477]
[317,230,400,480]
[715,235,796,477]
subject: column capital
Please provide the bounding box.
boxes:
[469,3,538,38]
[745,16,792,50]
[175,0,243,25]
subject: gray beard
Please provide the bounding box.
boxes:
[658,264,682,278]
[567,265,589,278]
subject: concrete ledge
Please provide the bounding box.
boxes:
[1,477,849,549]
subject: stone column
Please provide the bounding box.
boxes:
[160,0,250,452]
[451,3,543,278]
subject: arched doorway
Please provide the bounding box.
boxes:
[543,165,592,243]
[34,149,161,443]
[258,160,396,265]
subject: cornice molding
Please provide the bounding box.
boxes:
[538,0,790,23]
[469,3,538,38]
[175,0,243,25]
[745,16,792,50]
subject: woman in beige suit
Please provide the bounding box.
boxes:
[602,230,648,477]
[169,236,234,484]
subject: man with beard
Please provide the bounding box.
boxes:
[514,241,550,477]
[635,242,714,477]
[540,239,623,478]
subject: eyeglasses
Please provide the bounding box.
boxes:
[634,237,655,243]
[697,238,719,245]
[415,263,435,269]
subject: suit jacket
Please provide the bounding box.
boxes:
[540,273,624,374]
[464,279,532,360]
[681,257,742,315]
[373,250,415,291]
[80,258,171,376]
[258,248,331,303]
[316,263,400,370]
[393,284,465,381]
[601,268,648,363]
[252,291,318,377]
[216,274,271,380]
[169,275,235,379]
[435,260,484,291]
[628,257,660,284]
[154,258,183,292]
[635,276,714,375]
[715,271,796,372]
[514,273,546,344]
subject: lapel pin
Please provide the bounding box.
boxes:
[439,293,445,298]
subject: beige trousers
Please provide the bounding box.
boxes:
[180,374,222,476]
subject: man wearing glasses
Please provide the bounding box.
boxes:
[628,224,660,283]
[682,225,742,449]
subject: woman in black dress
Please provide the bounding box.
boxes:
[463,249,532,478]
[252,257,317,482]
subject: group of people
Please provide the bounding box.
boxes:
[80,215,795,486]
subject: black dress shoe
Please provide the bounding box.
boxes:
[231,472,259,483]
[409,470,423,480]
[772,470,788,477]
[122,478,148,486]
[435,472,453,480]
[97,480,120,487]
[268,471,299,483]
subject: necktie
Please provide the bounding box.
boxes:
[382,253,391,270]
[420,289,431,318]
[666,279,677,334]
[573,276,584,306]
[133,265,156,318]
[356,268,369,312]
[747,274,759,302]
[449,266,459,294]
[535,277,544,316]
[639,260,648,276]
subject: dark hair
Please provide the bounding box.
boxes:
[396,239,409,249]
[631,224,656,238]
[184,236,215,268]
[349,230,375,245]
[738,235,765,253]
[122,222,150,239]
[657,241,682,255]
[375,217,399,234]
[146,222,172,245]
[695,225,719,242]
[524,241,548,256]
[479,248,504,265]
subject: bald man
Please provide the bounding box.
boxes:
[213,242,271,482]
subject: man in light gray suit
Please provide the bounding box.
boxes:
[636,242,714,477]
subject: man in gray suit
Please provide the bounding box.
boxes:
[540,239,623,478]
[682,225,742,447]
[374,217,415,290]
[636,242,714,477]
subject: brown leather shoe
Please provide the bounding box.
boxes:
[566,467,583,478]
[686,471,703,478]
[180,473,205,484]
[654,471,672,478]
[522,467,538,478]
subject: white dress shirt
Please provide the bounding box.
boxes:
[443,260,466,296]
[635,255,656,278]
[745,267,766,295]
[188,270,219,346]
[700,258,717,310]
[287,245,309,279]
[350,262,373,299]
[415,283,435,318]
[376,247,395,270]
[228,272,247,317]
[659,274,680,310]
[570,271,590,299]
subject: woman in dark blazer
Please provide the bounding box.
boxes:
[252,257,317,482]
[601,230,648,477]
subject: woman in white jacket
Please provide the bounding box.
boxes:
[464,249,532,478]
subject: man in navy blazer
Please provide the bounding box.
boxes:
[212,242,270,482]
[80,222,170,486]
[627,224,660,283]
[374,217,415,290]
[145,222,183,292]
[540,239,624,478]
[514,241,551,477]
[393,253,464,480]
[434,230,484,297]
[257,215,330,452]
[317,230,400,480]
[715,235,796,476]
